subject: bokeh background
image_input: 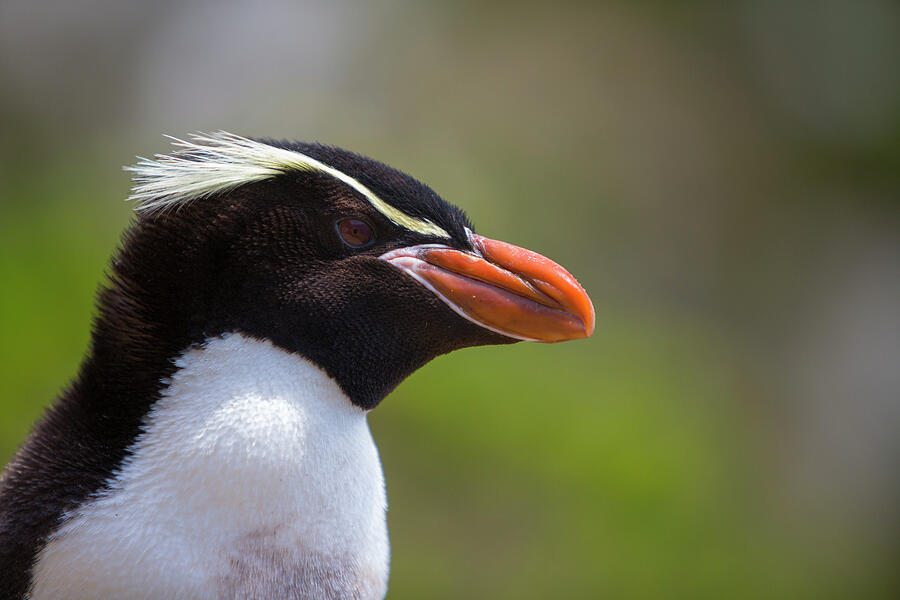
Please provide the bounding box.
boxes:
[1,1,898,597]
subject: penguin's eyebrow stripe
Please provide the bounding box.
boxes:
[125,131,451,239]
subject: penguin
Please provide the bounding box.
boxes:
[0,132,594,600]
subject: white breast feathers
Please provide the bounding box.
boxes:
[31,333,390,600]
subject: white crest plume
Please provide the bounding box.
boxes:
[125,131,450,238]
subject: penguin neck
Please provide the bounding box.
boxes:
[30,333,390,599]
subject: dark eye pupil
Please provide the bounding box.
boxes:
[337,218,374,248]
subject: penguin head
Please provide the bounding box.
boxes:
[113,132,593,408]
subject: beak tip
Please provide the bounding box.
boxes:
[574,318,594,341]
[584,306,596,338]
[574,293,595,340]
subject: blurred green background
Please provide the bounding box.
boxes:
[1,1,898,598]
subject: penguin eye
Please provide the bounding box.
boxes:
[336,218,375,248]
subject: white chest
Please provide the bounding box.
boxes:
[30,334,389,600]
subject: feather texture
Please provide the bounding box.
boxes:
[126,131,450,238]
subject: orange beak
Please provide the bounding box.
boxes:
[380,233,594,342]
